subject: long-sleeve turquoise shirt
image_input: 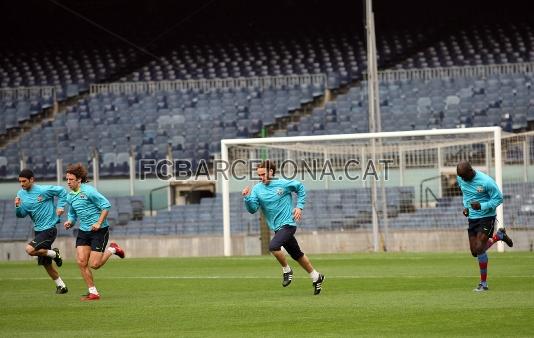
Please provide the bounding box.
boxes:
[67,183,111,231]
[16,185,67,231]
[244,179,306,231]
[457,170,503,219]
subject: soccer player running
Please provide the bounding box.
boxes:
[15,169,68,294]
[242,160,325,295]
[456,161,513,292]
[63,163,125,301]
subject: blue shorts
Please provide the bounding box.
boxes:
[29,227,57,265]
[467,216,496,238]
[76,227,109,252]
[269,225,304,261]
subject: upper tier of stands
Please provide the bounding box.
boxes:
[2,22,532,95]
[0,46,140,99]
[395,23,534,69]
[2,23,534,179]
[279,70,534,137]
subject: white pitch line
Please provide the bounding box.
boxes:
[1,275,533,281]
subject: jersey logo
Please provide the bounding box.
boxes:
[79,193,87,199]
[276,188,284,196]
[476,186,484,193]
[37,195,43,202]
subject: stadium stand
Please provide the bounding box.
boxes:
[278,70,534,136]
[0,79,323,178]
[0,21,446,141]
[394,23,534,69]
[0,196,144,241]
[1,0,534,239]
[93,187,417,237]
[0,199,33,241]
[3,23,534,178]
[2,182,533,240]
[124,33,368,88]
[0,46,141,99]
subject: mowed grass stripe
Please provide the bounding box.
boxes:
[0,252,532,337]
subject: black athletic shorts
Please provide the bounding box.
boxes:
[269,225,304,261]
[467,216,496,238]
[76,227,110,252]
[28,227,57,266]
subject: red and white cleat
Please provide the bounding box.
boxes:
[80,293,100,301]
[110,241,125,258]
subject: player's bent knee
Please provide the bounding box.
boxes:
[290,251,304,261]
[76,258,88,267]
[40,259,52,267]
[288,249,304,261]
[89,260,103,269]
[474,242,486,255]
[25,245,35,255]
[269,244,282,252]
[90,264,101,270]
[475,248,486,256]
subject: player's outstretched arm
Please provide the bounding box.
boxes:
[287,180,306,210]
[479,181,503,210]
[14,197,28,218]
[293,208,302,222]
[243,186,260,214]
[42,185,68,209]
[91,209,109,231]
[470,201,481,210]
[462,208,469,217]
[66,205,77,229]
[64,220,74,229]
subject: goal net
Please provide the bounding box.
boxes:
[219,127,534,256]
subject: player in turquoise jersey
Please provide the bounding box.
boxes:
[63,163,125,301]
[15,169,68,294]
[456,161,513,292]
[243,160,325,295]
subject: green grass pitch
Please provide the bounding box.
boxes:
[0,252,533,337]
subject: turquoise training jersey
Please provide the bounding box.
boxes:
[457,170,503,219]
[16,184,67,231]
[67,183,111,231]
[244,178,306,232]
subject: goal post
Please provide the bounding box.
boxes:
[220,127,504,256]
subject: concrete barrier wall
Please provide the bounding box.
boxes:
[1,229,532,261]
